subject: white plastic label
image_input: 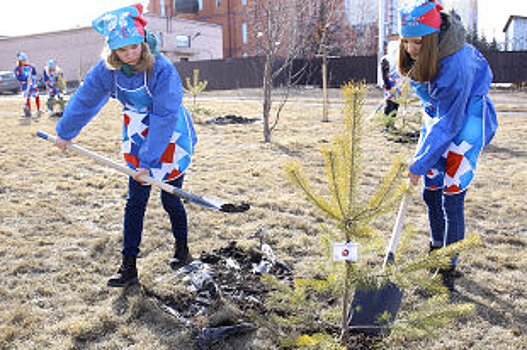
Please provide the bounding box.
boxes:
[333,242,358,262]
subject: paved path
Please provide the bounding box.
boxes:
[2,88,526,113]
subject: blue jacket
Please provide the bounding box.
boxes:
[409,15,498,179]
[410,43,497,175]
[56,54,196,170]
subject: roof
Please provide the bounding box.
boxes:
[503,15,527,33]
[0,26,92,41]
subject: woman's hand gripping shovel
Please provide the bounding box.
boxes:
[345,181,410,335]
[36,131,250,213]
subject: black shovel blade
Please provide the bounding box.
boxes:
[220,202,250,213]
[348,282,403,335]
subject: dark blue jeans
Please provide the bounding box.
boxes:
[122,175,187,256]
[423,188,466,266]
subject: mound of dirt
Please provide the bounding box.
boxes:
[203,114,260,125]
[144,241,293,348]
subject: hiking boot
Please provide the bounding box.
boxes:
[439,266,462,292]
[170,240,192,270]
[107,255,138,287]
[23,105,31,118]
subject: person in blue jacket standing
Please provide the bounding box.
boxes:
[398,0,498,291]
[54,4,197,287]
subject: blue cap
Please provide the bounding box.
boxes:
[92,4,147,50]
[17,52,28,60]
[399,0,443,38]
[47,59,56,67]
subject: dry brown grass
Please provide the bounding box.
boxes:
[0,88,526,349]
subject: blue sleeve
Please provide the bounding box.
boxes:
[138,57,183,169]
[14,67,24,82]
[409,51,475,175]
[56,61,113,140]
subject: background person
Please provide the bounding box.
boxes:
[380,40,402,130]
[398,0,498,291]
[54,4,197,288]
[14,52,41,118]
[43,59,67,117]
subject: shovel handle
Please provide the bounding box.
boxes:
[36,131,224,210]
[382,182,410,271]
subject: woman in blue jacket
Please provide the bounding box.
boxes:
[55,4,197,287]
[398,0,498,291]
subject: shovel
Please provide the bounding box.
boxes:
[346,186,409,335]
[36,131,250,213]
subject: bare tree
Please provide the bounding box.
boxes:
[344,0,378,56]
[306,0,345,122]
[249,0,308,143]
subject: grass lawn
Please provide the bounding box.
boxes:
[0,88,526,349]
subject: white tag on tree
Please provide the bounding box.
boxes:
[333,242,358,262]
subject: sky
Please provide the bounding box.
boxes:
[0,0,525,41]
[0,0,150,37]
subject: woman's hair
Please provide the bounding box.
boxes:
[398,32,439,82]
[103,42,155,76]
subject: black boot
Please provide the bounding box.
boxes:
[107,255,138,287]
[439,266,462,292]
[170,240,192,270]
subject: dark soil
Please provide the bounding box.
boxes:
[143,241,384,349]
[143,241,293,348]
[385,128,420,144]
[203,114,260,125]
[341,330,385,350]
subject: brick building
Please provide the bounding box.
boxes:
[149,0,381,58]
[149,0,480,60]
[150,0,251,58]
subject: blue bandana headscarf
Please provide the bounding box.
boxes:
[399,0,443,37]
[92,4,147,50]
[17,52,28,60]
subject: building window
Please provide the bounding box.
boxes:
[198,0,203,11]
[241,0,247,5]
[176,35,191,48]
[217,0,221,8]
[180,57,189,62]
[242,22,248,44]
[160,0,165,16]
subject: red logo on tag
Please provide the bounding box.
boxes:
[342,249,349,257]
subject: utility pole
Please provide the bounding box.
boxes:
[378,0,387,87]
[227,0,233,57]
[322,32,329,123]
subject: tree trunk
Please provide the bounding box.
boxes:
[341,261,352,329]
[263,54,273,143]
[322,46,329,122]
